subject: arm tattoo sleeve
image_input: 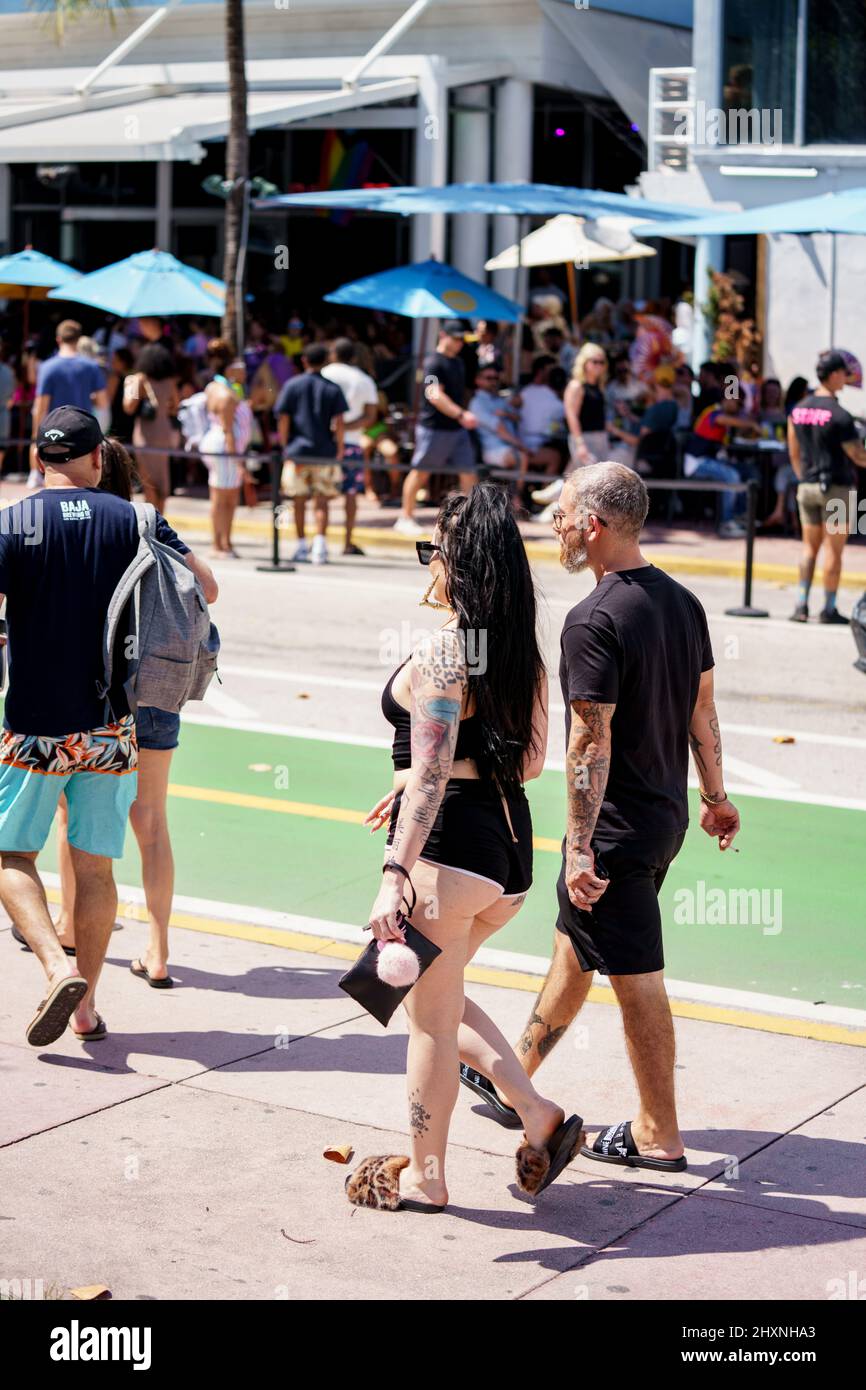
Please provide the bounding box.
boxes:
[387,633,467,865]
[566,700,614,858]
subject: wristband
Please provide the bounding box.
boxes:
[699,788,727,806]
[383,860,410,882]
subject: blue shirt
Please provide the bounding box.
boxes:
[36,354,106,412]
[468,390,511,453]
[0,490,187,736]
[275,371,348,459]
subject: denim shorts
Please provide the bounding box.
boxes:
[136,706,181,752]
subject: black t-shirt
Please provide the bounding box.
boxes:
[0,489,188,736]
[559,565,714,840]
[418,351,466,431]
[275,371,348,458]
[790,391,858,487]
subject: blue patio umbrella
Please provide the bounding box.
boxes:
[0,247,81,341]
[47,249,225,317]
[630,186,866,346]
[324,258,522,321]
[254,181,703,221]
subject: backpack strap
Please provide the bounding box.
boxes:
[96,506,156,723]
[132,499,157,539]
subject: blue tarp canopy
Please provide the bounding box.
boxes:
[254,180,704,221]
[631,187,866,239]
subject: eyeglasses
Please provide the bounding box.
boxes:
[416,540,442,566]
[551,509,608,534]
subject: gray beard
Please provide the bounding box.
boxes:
[561,534,588,574]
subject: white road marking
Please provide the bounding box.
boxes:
[201,685,257,720]
[57,874,864,1031]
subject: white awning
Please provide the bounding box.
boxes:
[0,76,420,163]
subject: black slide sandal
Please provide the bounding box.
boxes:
[399,1198,446,1214]
[130,959,174,989]
[12,925,76,958]
[516,1113,585,1196]
[580,1119,687,1172]
[459,1063,523,1129]
[26,976,88,1047]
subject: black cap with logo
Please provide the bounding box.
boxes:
[441,318,472,339]
[36,406,104,464]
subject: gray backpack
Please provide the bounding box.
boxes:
[99,502,219,719]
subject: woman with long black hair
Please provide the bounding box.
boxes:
[346,483,584,1213]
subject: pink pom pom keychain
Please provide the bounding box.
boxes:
[376,936,421,988]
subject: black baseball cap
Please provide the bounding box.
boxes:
[36,406,104,463]
[441,318,471,339]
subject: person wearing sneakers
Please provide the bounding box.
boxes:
[394,320,478,537]
[0,407,191,1046]
[322,337,379,557]
[276,343,348,564]
[788,350,866,625]
[459,464,740,1175]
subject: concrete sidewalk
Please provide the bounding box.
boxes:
[2,911,864,1302]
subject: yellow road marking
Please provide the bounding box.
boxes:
[75,890,864,1048]
[168,782,563,850]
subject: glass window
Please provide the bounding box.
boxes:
[722,0,797,145]
[806,0,866,143]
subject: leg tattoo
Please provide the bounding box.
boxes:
[409,1089,431,1137]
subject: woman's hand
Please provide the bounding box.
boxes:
[364,790,396,833]
[367,871,408,941]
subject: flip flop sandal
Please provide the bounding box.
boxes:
[580,1120,687,1172]
[130,959,173,989]
[71,1013,108,1042]
[345,1155,447,1213]
[11,925,76,958]
[516,1113,585,1196]
[26,975,88,1047]
[459,1063,522,1129]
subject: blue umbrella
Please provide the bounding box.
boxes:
[0,247,80,291]
[47,249,225,316]
[255,180,703,221]
[324,258,522,321]
[630,186,866,238]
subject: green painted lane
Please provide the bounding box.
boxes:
[34,721,866,1009]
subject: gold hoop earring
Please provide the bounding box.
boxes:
[419,577,449,610]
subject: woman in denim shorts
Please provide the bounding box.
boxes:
[51,440,218,988]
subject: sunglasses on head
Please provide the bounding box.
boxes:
[416,541,442,566]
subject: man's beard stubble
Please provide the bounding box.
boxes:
[560,526,589,574]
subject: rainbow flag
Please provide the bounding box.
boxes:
[317,131,376,224]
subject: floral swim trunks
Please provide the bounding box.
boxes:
[0,715,138,859]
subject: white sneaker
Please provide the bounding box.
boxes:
[291,539,310,562]
[311,535,329,565]
[531,477,564,505]
[718,520,747,539]
[393,516,423,536]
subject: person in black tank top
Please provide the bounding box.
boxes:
[564,343,610,471]
[345,484,585,1214]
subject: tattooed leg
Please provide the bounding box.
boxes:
[516,934,593,1077]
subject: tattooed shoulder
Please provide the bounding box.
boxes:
[412,628,468,696]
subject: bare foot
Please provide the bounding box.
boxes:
[400,1166,447,1208]
[520,1098,566,1152]
[134,954,169,981]
[628,1117,685,1162]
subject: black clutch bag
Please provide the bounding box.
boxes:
[338,875,441,1028]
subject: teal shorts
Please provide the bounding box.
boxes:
[0,717,138,860]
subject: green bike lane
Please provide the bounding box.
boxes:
[34,720,866,1010]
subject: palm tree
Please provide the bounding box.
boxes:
[221,0,249,354]
[48,0,249,350]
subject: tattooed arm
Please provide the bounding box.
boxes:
[689,667,740,851]
[565,699,614,910]
[367,630,467,939]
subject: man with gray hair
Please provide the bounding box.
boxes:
[461,462,740,1172]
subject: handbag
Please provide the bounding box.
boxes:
[338,872,441,1027]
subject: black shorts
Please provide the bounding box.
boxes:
[555,830,686,976]
[387,779,532,895]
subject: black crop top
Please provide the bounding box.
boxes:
[381,661,483,772]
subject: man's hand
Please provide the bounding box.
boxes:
[565,846,609,911]
[699,797,740,851]
[460,409,478,430]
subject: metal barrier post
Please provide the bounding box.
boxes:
[724,480,769,618]
[255,447,296,574]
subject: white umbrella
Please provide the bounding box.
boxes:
[485,214,656,326]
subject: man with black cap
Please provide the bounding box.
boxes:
[788,350,866,624]
[0,407,191,1047]
[394,319,479,535]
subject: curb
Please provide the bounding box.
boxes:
[165,509,866,590]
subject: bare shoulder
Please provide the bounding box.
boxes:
[411,628,468,693]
